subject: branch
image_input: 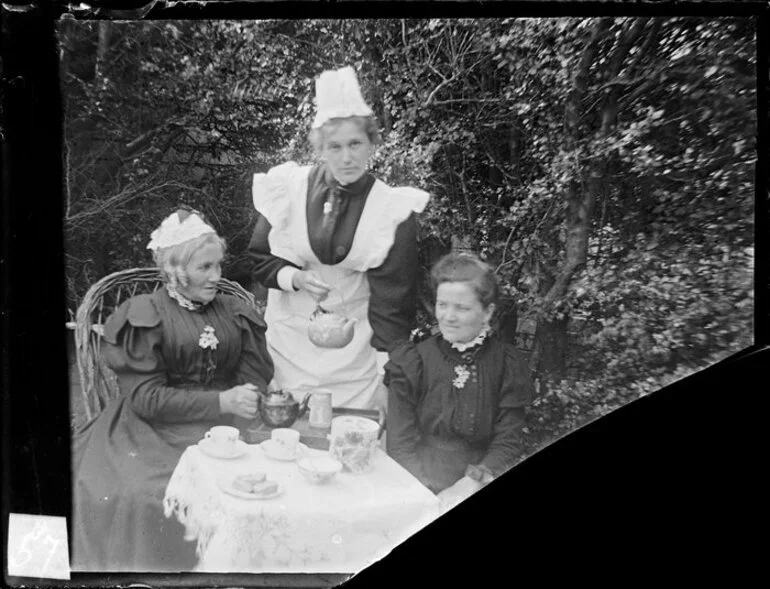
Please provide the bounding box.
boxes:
[615,65,688,111]
[430,98,507,106]
[424,56,487,106]
[426,61,448,83]
[608,18,649,81]
[121,118,184,157]
[94,22,112,82]
[564,17,613,140]
[401,20,415,77]
[595,72,661,93]
[624,18,662,82]
[536,259,583,319]
[599,20,648,137]
[498,225,518,272]
[65,180,187,229]
[271,32,336,69]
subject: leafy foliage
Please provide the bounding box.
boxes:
[61,18,755,451]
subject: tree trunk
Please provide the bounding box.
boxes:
[533,18,649,387]
[95,22,112,81]
[532,18,613,383]
[535,315,570,386]
[538,18,611,317]
[496,298,519,345]
[509,118,522,183]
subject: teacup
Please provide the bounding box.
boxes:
[270,428,300,458]
[204,426,239,455]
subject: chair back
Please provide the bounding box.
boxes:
[74,268,261,426]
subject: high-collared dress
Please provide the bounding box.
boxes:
[248,161,430,409]
[385,333,534,493]
[71,288,274,572]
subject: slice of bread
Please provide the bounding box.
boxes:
[232,472,267,493]
[251,480,279,497]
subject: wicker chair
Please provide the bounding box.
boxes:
[74,268,262,426]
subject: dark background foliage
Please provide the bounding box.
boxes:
[60,18,755,455]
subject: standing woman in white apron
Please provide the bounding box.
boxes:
[247,66,430,410]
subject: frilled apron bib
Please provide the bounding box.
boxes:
[256,165,421,409]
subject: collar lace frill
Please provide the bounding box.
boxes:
[446,327,490,389]
[166,284,208,311]
[446,325,491,353]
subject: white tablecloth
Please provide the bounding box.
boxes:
[163,443,440,573]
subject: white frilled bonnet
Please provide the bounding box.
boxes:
[146,208,216,251]
[311,66,374,129]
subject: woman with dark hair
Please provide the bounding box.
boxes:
[385,253,534,510]
[248,66,430,410]
[72,208,274,572]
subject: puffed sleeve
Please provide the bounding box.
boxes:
[101,295,222,423]
[385,342,431,487]
[475,344,534,478]
[230,297,274,391]
[249,161,306,276]
[367,213,419,353]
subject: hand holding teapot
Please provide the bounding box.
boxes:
[292,270,332,302]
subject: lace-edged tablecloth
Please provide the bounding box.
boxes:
[163,444,440,573]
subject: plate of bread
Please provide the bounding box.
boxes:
[218,471,283,500]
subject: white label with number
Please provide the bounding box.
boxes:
[7,514,70,580]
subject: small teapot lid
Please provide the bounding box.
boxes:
[263,389,296,404]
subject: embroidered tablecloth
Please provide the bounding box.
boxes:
[163,444,440,573]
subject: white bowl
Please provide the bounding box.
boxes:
[297,456,343,484]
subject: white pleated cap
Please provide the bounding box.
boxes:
[311,66,374,129]
[146,210,215,251]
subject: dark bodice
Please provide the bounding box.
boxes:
[385,334,533,492]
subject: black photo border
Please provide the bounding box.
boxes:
[2,1,768,586]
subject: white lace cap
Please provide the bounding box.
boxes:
[311,66,374,129]
[146,211,216,251]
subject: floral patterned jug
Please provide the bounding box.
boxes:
[328,416,380,474]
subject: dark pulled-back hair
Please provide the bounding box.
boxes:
[430,252,499,309]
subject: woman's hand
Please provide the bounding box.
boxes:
[292,270,332,302]
[437,476,484,513]
[219,384,260,419]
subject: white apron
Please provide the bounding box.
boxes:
[253,163,430,409]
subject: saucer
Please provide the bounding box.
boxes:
[259,440,308,461]
[198,438,249,460]
[217,477,284,500]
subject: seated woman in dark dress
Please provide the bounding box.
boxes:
[72,208,274,572]
[385,253,533,511]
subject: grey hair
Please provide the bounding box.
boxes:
[152,232,227,288]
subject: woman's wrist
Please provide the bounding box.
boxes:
[278,266,300,292]
[218,390,230,415]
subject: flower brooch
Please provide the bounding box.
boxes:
[453,365,470,389]
[198,326,218,385]
[198,325,219,350]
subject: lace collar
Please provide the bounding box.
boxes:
[445,325,491,353]
[166,283,208,312]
